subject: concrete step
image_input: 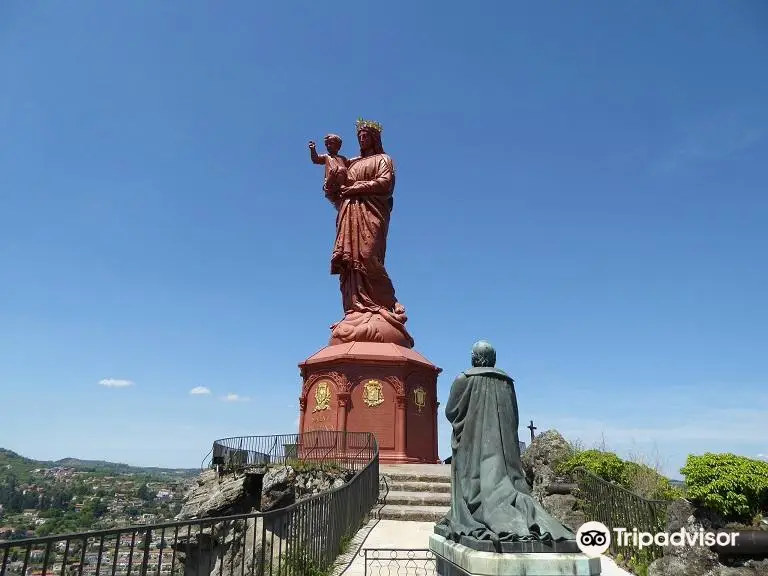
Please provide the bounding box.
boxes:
[381,472,451,483]
[387,480,451,493]
[374,504,449,522]
[382,490,451,506]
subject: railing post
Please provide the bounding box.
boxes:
[139,530,152,576]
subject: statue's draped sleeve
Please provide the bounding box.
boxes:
[445,373,470,452]
[345,155,393,197]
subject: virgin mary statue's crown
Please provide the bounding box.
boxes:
[356,118,383,133]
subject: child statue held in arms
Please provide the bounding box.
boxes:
[309,134,349,207]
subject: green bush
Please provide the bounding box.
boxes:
[556,450,626,484]
[680,453,768,522]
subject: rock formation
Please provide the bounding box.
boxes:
[521,429,585,532]
[176,465,354,520]
[173,464,354,576]
[648,499,768,576]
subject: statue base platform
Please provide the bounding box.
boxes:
[433,524,580,554]
[298,342,441,464]
[429,534,601,575]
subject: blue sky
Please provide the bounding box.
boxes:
[1,1,766,479]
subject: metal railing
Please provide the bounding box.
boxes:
[203,432,377,475]
[1,432,379,576]
[572,467,670,563]
[362,549,435,576]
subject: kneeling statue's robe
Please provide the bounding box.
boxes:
[435,367,576,550]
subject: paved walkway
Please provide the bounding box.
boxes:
[333,519,633,575]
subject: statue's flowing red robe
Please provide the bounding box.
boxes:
[329,150,414,348]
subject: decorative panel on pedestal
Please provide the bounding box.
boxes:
[304,378,339,431]
[347,378,397,450]
[298,342,441,464]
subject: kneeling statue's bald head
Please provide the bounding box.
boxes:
[471,340,496,368]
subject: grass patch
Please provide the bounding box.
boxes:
[276,547,332,576]
[614,551,652,576]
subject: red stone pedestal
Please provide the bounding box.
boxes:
[298,342,442,464]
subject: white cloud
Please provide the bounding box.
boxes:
[98,378,134,388]
[652,109,763,173]
[223,393,250,402]
[189,386,211,396]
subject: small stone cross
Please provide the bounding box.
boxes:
[527,420,537,443]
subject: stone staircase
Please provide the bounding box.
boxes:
[375,467,451,522]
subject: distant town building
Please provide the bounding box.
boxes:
[155,489,173,501]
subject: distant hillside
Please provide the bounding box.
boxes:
[0,448,198,479]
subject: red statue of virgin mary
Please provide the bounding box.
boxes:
[327,119,414,348]
[300,119,440,464]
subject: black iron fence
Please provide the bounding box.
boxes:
[2,432,379,576]
[362,549,435,576]
[572,467,670,564]
[202,432,377,475]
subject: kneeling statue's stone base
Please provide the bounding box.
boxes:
[429,534,601,576]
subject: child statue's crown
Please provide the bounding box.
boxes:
[356,118,383,133]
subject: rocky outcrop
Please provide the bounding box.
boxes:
[648,499,768,576]
[260,465,353,511]
[539,492,586,533]
[521,429,585,531]
[177,465,354,520]
[521,429,572,500]
[172,518,280,576]
[173,464,354,576]
[177,469,260,520]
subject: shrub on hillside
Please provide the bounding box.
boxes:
[680,453,768,522]
[556,450,626,484]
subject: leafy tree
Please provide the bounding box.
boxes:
[136,478,154,502]
[81,498,108,520]
[681,453,768,522]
